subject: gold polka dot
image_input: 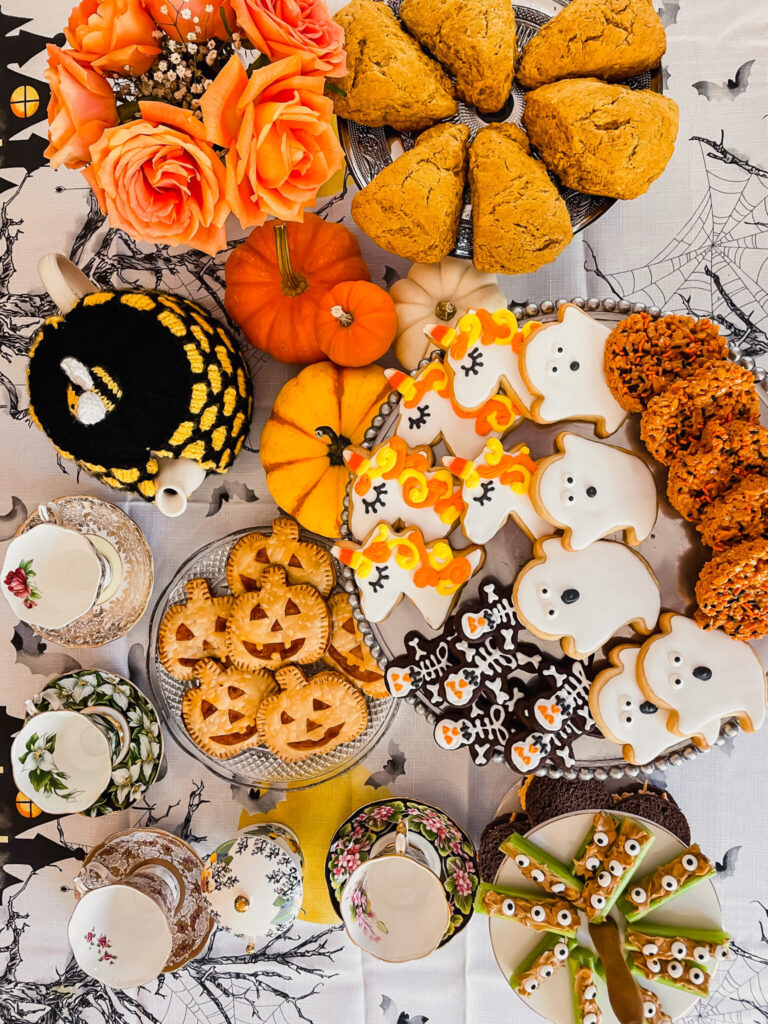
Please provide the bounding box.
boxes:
[200,404,218,431]
[158,310,187,337]
[184,343,204,374]
[168,421,194,446]
[139,479,157,498]
[208,363,222,394]
[145,457,159,474]
[181,440,205,461]
[83,292,113,306]
[111,467,140,484]
[236,369,247,398]
[211,425,227,452]
[222,386,236,417]
[191,324,210,352]
[189,382,208,414]
[232,411,245,437]
[121,293,156,311]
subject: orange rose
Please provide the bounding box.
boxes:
[201,54,343,226]
[142,0,238,42]
[65,0,161,75]
[44,45,119,169]
[83,101,229,254]
[232,0,345,77]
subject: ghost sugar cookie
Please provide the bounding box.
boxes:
[533,432,658,550]
[636,613,767,738]
[519,304,627,437]
[513,536,661,659]
[158,578,234,682]
[323,592,387,699]
[444,438,551,545]
[182,659,278,759]
[344,436,465,543]
[226,565,331,671]
[226,517,335,597]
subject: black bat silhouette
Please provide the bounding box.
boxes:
[205,480,259,517]
[0,495,27,541]
[656,1,679,27]
[380,994,429,1024]
[693,60,755,101]
[365,740,406,788]
[715,845,742,878]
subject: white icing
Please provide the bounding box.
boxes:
[591,646,721,763]
[331,524,483,630]
[514,537,661,658]
[639,615,767,735]
[444,439,551,545]
[344,441,464,543]
[535,433,657,550]
[521,305,626,436]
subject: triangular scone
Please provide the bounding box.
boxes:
[332,0,457,131]
[400,0,516,114]
[469,124,572,275]
[517,0,666,89]
[351,123,469,263]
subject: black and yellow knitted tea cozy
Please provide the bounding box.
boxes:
[28,288,253,502]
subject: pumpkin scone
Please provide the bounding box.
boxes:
[181,659,277,759]
[227,565,331,670]
[158,579,234,682]
[351,123,470,263]
[523,79,678,200]
[399,0,516,113]
[666,419,768,522]
[469,124,572,275]
[698,473,768,551]
[604,313,728,413]
[226,517,335,597]
[517,0,666,89]
[640,361,760,466]
[695,537,768,639]
[323,593,387,699]
[257,665,368,762]
[332,0,456,131]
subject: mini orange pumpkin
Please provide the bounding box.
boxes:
[225,215,371,364]
[260,361,391,538]
[315,281,398,366]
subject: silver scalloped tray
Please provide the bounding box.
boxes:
[337,297,768,781]
[147,525,398,791]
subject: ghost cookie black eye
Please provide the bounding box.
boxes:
[586,486,597,497]
[692,665,712,680]
[561,588,579,604]
[569,360,580,371]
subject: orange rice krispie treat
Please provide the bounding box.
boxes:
[640,360,759,466]
[698,472,768,550]
[604,313,727,413]
[695,537,768,639]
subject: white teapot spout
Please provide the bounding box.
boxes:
[154,457,207,518]
[38,253,97,314]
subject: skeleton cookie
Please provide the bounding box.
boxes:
[637,614,767,739]
[533,432,658,550]
[344,436,465,543]
[590,645,721,765]
[444,439,551,545]
[332,522,484,630]
[426,306,539,411]
[513,537,661,659]
[520,304,627,437]
[385,359,521,460]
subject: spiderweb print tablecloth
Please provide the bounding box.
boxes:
[0,1,768,1022]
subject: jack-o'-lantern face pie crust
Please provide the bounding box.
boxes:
[256,664,368,762]
[158,578,234,682]
[226,517,336,597]
[226,565,331,670]
[182,658,278,759]
[323,592,387,698]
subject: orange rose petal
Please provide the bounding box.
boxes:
[91,44,159,76]
[139,100,208,141]
[201,55,249,148]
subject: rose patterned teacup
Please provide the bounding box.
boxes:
[340,821,450,962]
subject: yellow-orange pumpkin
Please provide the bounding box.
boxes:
[225,215,371,364]
[260,362,391,537]
[316,280,398,366]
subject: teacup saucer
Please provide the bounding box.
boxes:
[27,670,163,817]
[325,798,479,946]
[15,496,152,648]
[81,827,214,972]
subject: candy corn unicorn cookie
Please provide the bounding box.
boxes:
[332,522,484,629]
[344,436,465,543]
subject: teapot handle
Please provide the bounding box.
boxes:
[38,254,96,315]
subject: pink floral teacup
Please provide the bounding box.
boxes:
[340,822,450,962]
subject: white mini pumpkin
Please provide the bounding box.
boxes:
[389,257,506,370]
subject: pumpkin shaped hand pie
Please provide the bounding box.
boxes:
[323,593,387,699]
[226,517,335,597]
[182,659,278,759]
[158,579,234,682]
[226,565,331,670]
[257,665,368,762]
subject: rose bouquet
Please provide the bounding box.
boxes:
[45,0,346,255]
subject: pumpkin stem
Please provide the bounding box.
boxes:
[273,222,308,298]
[330,304,354,328]
[435,299,457,322]
[315,425,351,466]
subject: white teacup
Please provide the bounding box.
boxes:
[11,709,113,814]
[2,503,110,628]
[70,859,182,989]
[340,822,450,962]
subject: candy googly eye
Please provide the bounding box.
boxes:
[541,965,554,979]
[662,875,678,892]
[515,854,530,869]
[562,474,574,488]
[523,978,539,993]
[620,711,634,726]
[690,967,706,985]
[502,898,516,916]
[585,855,600,872]
[682,853,699,871]
[667,961,683,979]
[546,362,559,376]
[566,494,575,503]
[557,909,573,927]
[584,1014,598,1024]
[556,346,564,355]
[546,606,558,619]
[715,944,729,960]
[642,943,659,956]
[537,585,551,598]
[584,985,597,1001]
[554,942,569,961]
[621,696,634,708]
[672,941,688,958]
[624,838,641,856]
[609,859,624,877]
[551,881,566,894]
[597,870,612,887]
[630,886,647,904]
[671,675,684,688]
[644,1001,657,1019]
[590,894,606,910]
[531,905,546,922]
[693,946,709,963]
[594,831,609,847]
[669,652,683,666]
[647,958,661,973]
[531,869,546,883]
